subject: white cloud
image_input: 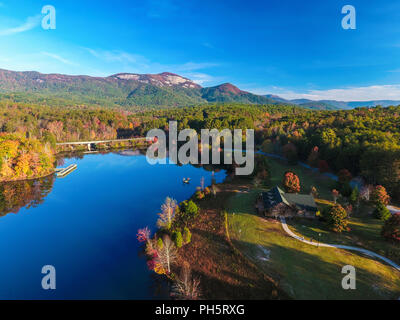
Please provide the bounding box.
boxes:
[248,85,400,102]
[185,72,220,86]
[0,15,41,36]
[41,52,78,66]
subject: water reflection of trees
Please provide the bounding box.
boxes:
[0,175,55,217]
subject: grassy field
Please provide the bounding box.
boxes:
[287,215,400,265]
[226,190,400,299]
[224,156,400,299]
[266,157,334,200]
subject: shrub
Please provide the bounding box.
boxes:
[338,182,352,198]
[349,186,359,205]
[310,186,318,198]
[173,231,183,248]
[183,227,192,244]
[157,237,164,250]
[381,213,400,243]
[195,191,205,200]
[373,203,391,221]
[180,200,199,222]
[325,204,348,233]
[344,204,353,216]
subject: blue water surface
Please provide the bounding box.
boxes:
[0,152,226,299]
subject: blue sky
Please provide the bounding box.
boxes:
[1,0,400,100]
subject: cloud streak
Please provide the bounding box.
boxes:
[0,15,41,36]
[260,85,400,101]
[41,52,78,66]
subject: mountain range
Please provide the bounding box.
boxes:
[266,95,400,110]
[0,68,399,109]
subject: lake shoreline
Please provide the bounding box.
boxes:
[0,170,55,184]
[149,173,288,300]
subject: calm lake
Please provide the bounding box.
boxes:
[0,151,226,299]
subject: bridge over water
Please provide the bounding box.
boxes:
[56,138,148,151]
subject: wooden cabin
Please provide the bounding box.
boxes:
[256,186,318,219]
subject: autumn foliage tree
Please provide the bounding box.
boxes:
[136,227,151,243]
[283,171,300,193]
[371,185,390,205]
[331,189,340,203]
[318,160,330,173]
[0,133,54,181]
[381,213,400,243]
[307,146,319,167]
[338,169,352,183]
[325,204,349,233]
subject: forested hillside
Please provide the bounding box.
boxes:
[0,69,284,108]
[0,100,399,201]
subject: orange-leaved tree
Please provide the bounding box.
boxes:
[283,171,300,193]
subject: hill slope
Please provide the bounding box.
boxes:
[0,69,281,108]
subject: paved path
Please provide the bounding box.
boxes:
[280,217,400,272]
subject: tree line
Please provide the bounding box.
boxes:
[0,100,399,200]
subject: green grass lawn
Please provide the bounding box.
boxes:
[287,216,400,266]
[226,190,400,299]
[266,157,334,200]
[265,156,400,264]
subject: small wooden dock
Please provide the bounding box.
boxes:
[55,164,77,178]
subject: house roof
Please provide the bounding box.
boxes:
[261,186,317,211]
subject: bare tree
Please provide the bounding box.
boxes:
[360,184,373,201]
[200,176,205,191]
[157,197,177,230]
[211,184,218,198]
[157,235,178,274]
[171,262,201,300]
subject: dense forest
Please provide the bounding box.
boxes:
[257,106,400,201]
[0,133,55,181]
[0,100,399,201]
